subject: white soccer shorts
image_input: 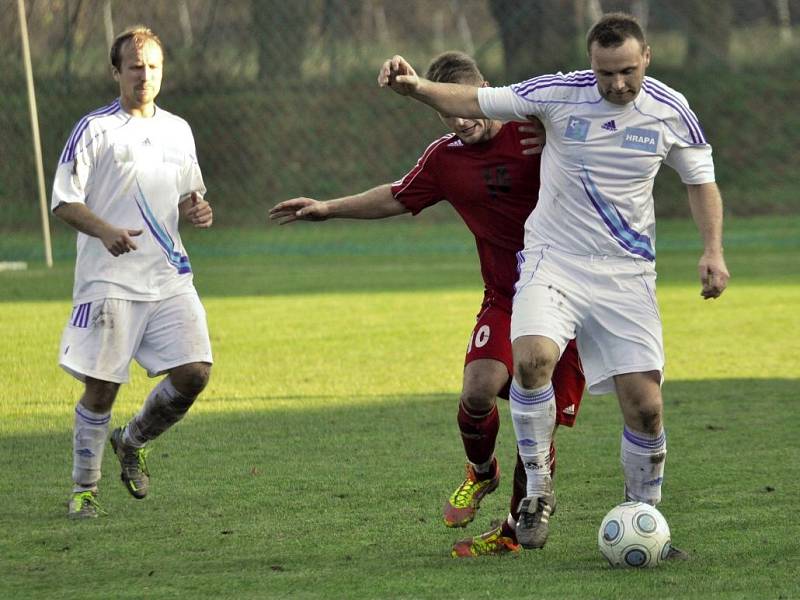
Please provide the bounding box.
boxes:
[511,244,664,395]
[58,292,213,383]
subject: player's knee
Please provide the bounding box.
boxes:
[82,377,120,412]
[170,362,211,398]
[514,354,556,389]
[635,406,662,434]
[625,398,662,434]
[460,388,496,414]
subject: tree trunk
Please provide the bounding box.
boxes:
[488,0,582,82]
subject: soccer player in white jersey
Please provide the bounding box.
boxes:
[52,26,213,518]
[378,12,729,555]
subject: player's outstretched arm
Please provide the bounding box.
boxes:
[686,182,730,299]
[268,184,408,225]
[53,202,142,256]
[378,54,484,119]
[180,191,213,228]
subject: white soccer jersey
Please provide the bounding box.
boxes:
[478,72,715,260]
[52,99,206,302]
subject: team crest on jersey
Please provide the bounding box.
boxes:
[564,116,590,142]
[621,127,659,152]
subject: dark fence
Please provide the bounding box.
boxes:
[2,0,799,231]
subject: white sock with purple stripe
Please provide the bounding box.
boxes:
[509,379,556,497]
[72,403,111,492]
[621,425,666,506]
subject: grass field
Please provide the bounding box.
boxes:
[1,216,798,599]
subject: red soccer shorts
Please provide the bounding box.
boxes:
[465,296,585,427]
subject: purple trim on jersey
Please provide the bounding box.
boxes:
[642,78,704,139]
[514,245,549,294]
[515,250,525,278]
[641,79,705,145]
[70,302,92,328]
[580,169,655,261]
[512,71,597,98]
[513,80,597,100]
[133,181,192,275]
[510,380,554,406]
[59,100,121,164]
[632,105,695,147]
[623,426,665,449]
[75,404,111,425]
[514,250,526,295]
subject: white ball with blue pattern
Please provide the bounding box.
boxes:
[598,501,672,568]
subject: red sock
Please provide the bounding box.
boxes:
[457,401,499,477]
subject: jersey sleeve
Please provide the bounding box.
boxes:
[389,138,447,215]
[480,71,600,125]
[51,121,95,210]
[478,86,542,122]
[656,85,716,184]
[664,145,715,184]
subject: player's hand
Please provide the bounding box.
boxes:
[378,55,419,96]
[268,197,330,225]
[184,192,213,228]
[519,118,546,155]
[698,251,729,299]
[100,226,142,256]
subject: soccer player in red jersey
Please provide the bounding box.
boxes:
[269,51,585,557]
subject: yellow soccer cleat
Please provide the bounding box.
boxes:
[451,523,521,557]
[443,460,500,528]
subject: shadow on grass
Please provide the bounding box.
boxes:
[0,379,796,598]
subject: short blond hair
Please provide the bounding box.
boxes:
[110,26,163,70]
[425,51,484,85]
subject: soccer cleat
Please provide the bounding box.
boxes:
[68,490,105,519]
[443,460,500,528]
[515,491,556,549]
[451,522,521,558]
[665,544,689,560]
[110,427,150,499]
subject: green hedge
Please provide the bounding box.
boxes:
[2,63,797,231]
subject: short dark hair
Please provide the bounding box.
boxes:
[425,51,484,85]
[110,25,163,70]
[586,13,646,54]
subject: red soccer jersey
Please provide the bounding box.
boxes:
[391,122,541,301]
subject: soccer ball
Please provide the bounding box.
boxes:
[597,501,672,568]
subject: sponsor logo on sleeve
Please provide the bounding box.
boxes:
[621,127,659,152]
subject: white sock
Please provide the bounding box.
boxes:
[124,377,195,447]
[621,425,666,505]
[72,403,111,492]
[509,379,556,497]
